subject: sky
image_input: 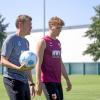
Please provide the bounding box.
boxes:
[0,0,100,32]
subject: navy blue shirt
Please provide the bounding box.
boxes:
[1,34,29,83]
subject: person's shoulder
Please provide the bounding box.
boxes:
[38,38,45,44]
[57,39,60,42]
[6,33,16,40]
[36,38,46,48]
[42,35,48,39]
[24,37,29,42]
[4,33,16,42]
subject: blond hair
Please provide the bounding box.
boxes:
[49,16,65,27]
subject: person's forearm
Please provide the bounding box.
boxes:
[36,64,41,84]
[27,70,34,85]
[1,56,19,70]
[35,58,43,85]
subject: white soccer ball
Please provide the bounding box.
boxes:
[19,51,37,68]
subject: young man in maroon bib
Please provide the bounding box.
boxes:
[35,16,72,100]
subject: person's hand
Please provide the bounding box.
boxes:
[35,83,42,96]
[17,63,34,71]
[66,80,72,91]
[30,85,35,97]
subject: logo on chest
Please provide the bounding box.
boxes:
[52,50,61,58]
[18,41,21,46]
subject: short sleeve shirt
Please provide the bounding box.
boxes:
[1,34,29,83]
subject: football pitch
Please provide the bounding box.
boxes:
[0,75,100,100]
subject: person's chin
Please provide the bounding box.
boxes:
[27,31,30,34]
[27,33,30,35]
[57,33,60,36]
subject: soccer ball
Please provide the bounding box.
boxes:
[19,51,37,68]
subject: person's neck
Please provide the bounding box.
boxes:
[16,29,25,37]
[48,31,56,40]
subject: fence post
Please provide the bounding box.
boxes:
[83,63,86,75]
[97,63,100,75]
[2,66,3,74]
[69,63,71,75]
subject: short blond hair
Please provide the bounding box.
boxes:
[49,16,65,27]
[15,15,32,28]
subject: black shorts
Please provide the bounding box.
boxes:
[42,82,63,100]
[3,77,30,100]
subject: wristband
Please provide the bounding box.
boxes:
[30,83,35,86]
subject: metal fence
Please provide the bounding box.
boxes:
[64,62,100,75]
[0,62,100,75]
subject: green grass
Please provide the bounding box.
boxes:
[0,75,100,100]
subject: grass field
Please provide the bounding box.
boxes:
[0,75,100,100]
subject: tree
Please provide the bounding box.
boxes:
[0,15,9,74]
[83,5,100,61]
[0,14,9,49]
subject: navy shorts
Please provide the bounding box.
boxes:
[3,77,31,100]
[43,82,63,100]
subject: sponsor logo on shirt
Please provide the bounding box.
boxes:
[52,50,61,58]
